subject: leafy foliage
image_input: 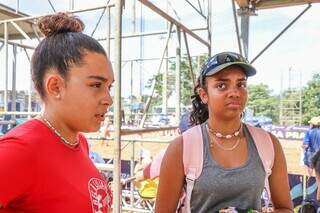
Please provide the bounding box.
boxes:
[145,55,207,111]
[302,73,320,124]
[247,84,279,123]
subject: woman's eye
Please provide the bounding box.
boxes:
[91,83,101,88]
[217,83,226,89]
[238,82,247,88]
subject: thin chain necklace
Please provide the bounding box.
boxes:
[207,123,242,139]
[206,125,242,151]
[41,115,79,148]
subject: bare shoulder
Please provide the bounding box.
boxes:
[267,133,293,211]
[166,135,183,155]
[156,135,185,212]
[162,135,183,167]
[267,132,283,153]
[160,135,184,178]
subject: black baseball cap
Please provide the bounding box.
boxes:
[199,52,256,85]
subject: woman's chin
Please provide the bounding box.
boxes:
[81,126,100,133]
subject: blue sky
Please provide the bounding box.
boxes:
[0,0,319,97]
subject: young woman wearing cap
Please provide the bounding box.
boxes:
[156,52,293,213]
[0,13,113,212]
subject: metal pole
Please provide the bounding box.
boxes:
[139,2,145,99]
[130,61,133,123]
[10,21,32,41]
[15,0,19,13]
[4,22,8,112]
[0,38,35,50]
[132,0,136,33]
[231,0,243,56]
[279,70,283,125]
[69,0,74,10]
[250,4,311,63]
[47,0,56,13]
[23,48,32,119]
[197,0,203,15]
[130,1,136,122]
[207,0,212,56]
[130,141,135,207]
[107,6,111,55]
[96,27,207,41]
[138,0,210,49]
[183,31,195,87]
[113,0,123,212]
[139,23,173,127]
[162,54,168,115]
[299,71,302,126]
[185,0,206,19]
[162,0,169,115]
[0,5,114,24]
[240,15,250,59]
[12,44,17,120]
[91,8,107,37]
[175,26,181,124]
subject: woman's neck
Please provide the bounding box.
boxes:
[207,116,242,135]
[41,109,79,145]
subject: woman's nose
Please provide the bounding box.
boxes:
[101,90,113,106]
[228,86,240,98]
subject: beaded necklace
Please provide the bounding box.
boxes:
[207,123,242,139]
[41,116,79,148]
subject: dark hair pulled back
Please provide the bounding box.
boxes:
[190,77,208,126]
[31,12,107,98]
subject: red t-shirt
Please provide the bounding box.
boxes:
[0,119,112,212]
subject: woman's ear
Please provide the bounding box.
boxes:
[198,87,208,104]
[44,74,65,100]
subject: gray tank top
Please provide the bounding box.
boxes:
[190,123,266,213]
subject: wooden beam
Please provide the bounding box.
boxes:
[255,0,320,10]
[235,0,249,8]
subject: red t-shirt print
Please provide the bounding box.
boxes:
[88,178,113,212]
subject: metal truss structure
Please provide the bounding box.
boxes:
[0,0,319,211]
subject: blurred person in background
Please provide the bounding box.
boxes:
[303,116,320,177]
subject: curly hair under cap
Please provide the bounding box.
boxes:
[190,77,208,125]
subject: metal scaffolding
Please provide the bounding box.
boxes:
[0,0,212,211]
[1,0,319,211]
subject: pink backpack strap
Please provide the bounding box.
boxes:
[182,124,204,180]
[247,124,274,204]
[179,125,203,213]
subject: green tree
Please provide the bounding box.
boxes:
[145,54,207,111]
[302,73,320,124]
[247,84,279,123]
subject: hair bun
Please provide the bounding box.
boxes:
[38,12,84,37]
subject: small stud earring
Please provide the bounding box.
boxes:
[55,94,61,99]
